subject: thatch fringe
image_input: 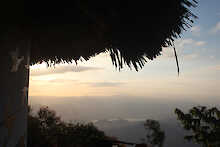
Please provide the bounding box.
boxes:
[0,0,197,71]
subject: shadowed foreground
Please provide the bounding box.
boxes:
[28,106,148,147]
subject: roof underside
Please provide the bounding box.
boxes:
[0,0,197,71]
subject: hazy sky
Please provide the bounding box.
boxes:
[29,0,220,101]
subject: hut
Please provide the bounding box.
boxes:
[0,0,197,146]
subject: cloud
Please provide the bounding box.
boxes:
[48,79,77,83]
[176,38,194,48]
[191,25,201,36]
[82,82,125,87]
[183,53,199,59]
[209,65,220,71]
[31,65,103,76]
[210,22,220,34]
[215,66,220,71]
[30,77,77,83]
[162,38,206,58]
[195,41,206,46]
[176,39,206,47]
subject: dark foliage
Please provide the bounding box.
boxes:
[0,0,197,71]
[28,106,107,147]
[144,119,165,147]
[175,106,220,147]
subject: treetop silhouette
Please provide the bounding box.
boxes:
[175,106,220,147]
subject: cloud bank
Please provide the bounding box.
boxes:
[31,65,103,76]
[81,82,125,87]
[191,25,201,36]
[210,22,220,34]
[162,38,206,58]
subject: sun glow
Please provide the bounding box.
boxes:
[30,62,48,70]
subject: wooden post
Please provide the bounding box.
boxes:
[0,40,30,147]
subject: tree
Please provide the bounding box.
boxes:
[175,106,220,147]
[144,119,165,147]
[28,107,43,146]
[28,106,107,147]
[0,1,197,146]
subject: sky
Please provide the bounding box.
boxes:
[29,0,220,102]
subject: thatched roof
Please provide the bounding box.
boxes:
[0,0,197,71]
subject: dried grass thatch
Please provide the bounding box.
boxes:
[0,0,197,71]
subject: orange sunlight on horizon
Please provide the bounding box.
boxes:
[29,52,220,100]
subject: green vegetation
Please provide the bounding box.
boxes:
[30,105,220,147]
[28,106,106,147]
[175,106,220,147]
[144,119,165,147]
